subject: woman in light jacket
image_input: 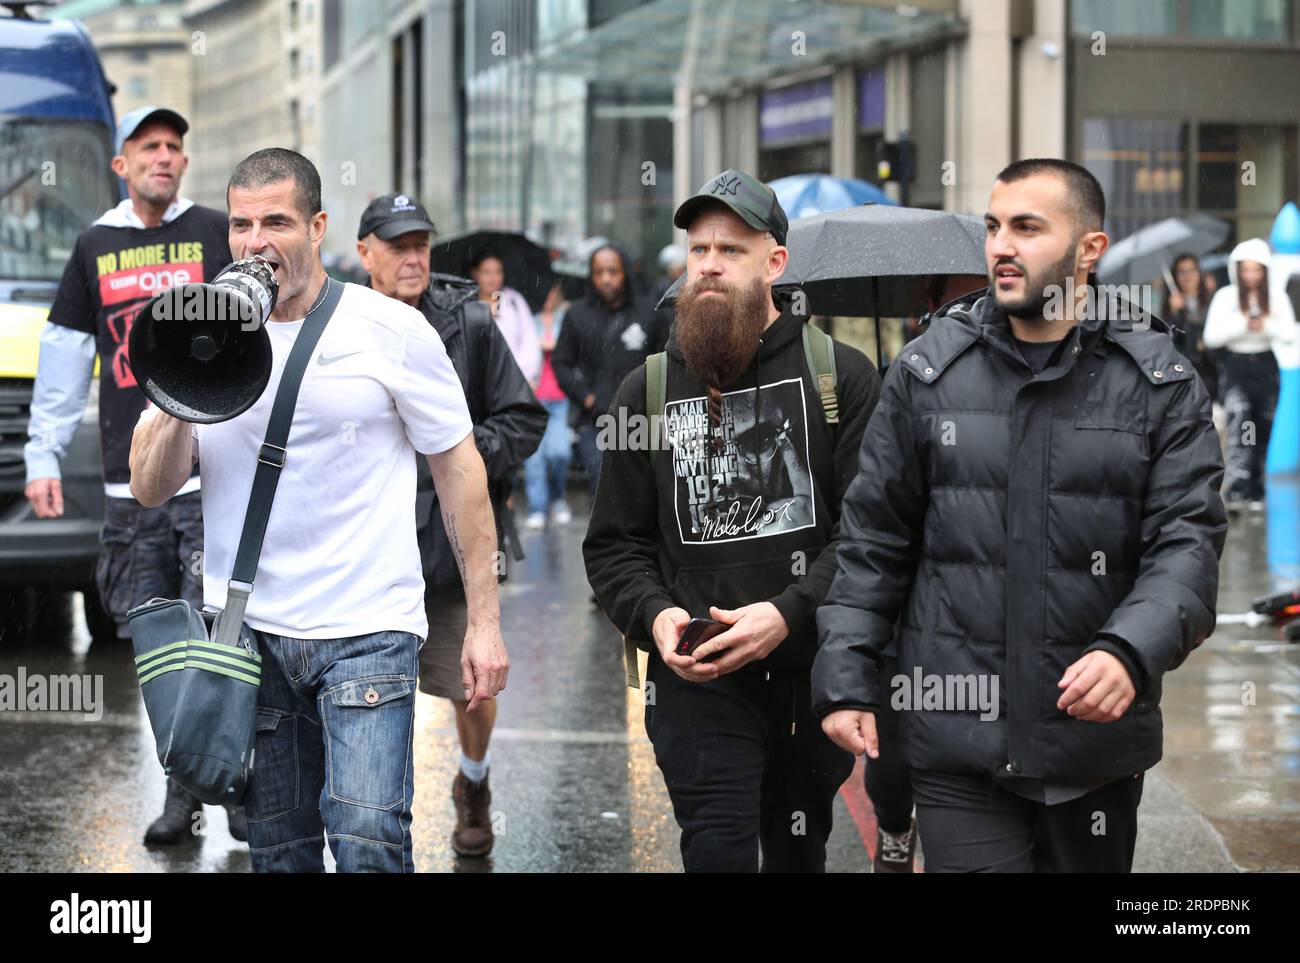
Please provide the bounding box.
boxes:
[469,250,543,384]
[523,282,574,529]
[1204,237,1298,511]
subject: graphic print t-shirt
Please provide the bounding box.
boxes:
[46,206,232,484]
[664,377,816,544]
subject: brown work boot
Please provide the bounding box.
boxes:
[451,771,494,857]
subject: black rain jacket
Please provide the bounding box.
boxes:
[410,273,547,594]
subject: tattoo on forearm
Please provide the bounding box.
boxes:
[444,510,469,583]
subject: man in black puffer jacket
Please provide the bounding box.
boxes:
[813,159,1227,873]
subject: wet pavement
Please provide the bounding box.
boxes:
[1,480,1298,873]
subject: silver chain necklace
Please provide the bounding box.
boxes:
[301,275,332,319]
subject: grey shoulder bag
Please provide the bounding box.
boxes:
[126,277,343,805]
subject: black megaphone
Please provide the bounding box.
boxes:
[128,255,278,424]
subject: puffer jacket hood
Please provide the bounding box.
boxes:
[1227,237,1273,288]
[934,284,1177,359]
[426,271,479,314]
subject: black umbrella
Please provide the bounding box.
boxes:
[659,205,988,368]
[429,230,556,312]
[785,205,988,368]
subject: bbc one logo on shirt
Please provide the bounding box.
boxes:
[49,894,151,943]
[96,242,206,304]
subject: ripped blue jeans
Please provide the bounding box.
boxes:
[243,629,420,873]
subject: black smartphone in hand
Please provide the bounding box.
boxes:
[676,617,728,660]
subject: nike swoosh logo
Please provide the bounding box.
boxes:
[317,350,364,366]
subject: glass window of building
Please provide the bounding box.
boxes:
[1073,0,1292,40]
[1198,122,1300,243]
[854,66,885,186]
[1083,117,1188,241]
[1083,116,1299,248]
[757,78,833,182]
[1188,0,1289,39]
[908,47,946,209]
[1073,0,1178,36]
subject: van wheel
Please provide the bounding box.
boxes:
[82,587,124,645]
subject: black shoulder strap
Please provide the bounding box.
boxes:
[458,298,492,398]
[461,298,493,327]
[457,297,528,567]
[213,277,343,643]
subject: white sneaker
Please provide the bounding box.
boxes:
[525,511,546,530]
[551,503,572,525]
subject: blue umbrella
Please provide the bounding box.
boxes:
[768,173,895,220]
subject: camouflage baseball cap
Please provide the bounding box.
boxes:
[673,169,789,246]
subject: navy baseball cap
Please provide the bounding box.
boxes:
[115,106,189,155]
[357,192,438,241]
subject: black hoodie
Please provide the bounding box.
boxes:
[583,309,880,671]
[551,243,669,429]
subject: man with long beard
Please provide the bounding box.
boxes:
[584,170,880,872]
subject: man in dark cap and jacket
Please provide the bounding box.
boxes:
[358,193,545,857]
[585,170,881,872]
[813,159,1227,872]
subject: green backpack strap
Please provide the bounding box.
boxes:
[623,637,642,688]
[624,351,669,689]
[646,350,668,466]
[802,323,839,424]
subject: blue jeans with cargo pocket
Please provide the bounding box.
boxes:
[243,628,420,873]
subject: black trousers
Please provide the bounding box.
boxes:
[645,651,854,873]
[864,654,914,834]
[1221,350,1279,503]
[912,769,1145,872]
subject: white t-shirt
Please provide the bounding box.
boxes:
[140,281,472,639]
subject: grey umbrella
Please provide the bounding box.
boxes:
[659,204,989,367]
[1096,214,1230,288]
[779,204,988,317]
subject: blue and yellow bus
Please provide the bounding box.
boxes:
[0,1,120,638]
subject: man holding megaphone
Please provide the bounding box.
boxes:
[130,148,509,873]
